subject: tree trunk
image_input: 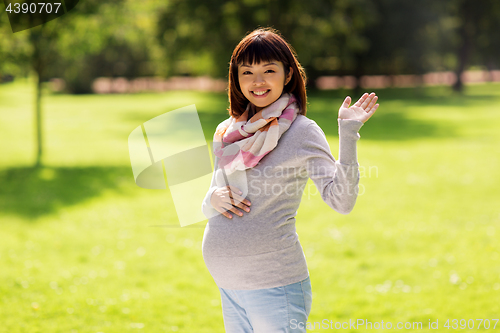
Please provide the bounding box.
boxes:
[30,27,44,168]
[35,68,42,168]
[353,54,364,97]
[452,29,469,92]
[453,0,474,93]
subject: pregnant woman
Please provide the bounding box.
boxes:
[201,27,378,333]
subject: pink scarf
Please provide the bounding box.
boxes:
[213,92,300,175]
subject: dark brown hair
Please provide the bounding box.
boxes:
[227,27,308,117]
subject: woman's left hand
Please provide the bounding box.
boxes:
[338,92,379,123]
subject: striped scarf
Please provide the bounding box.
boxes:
[213,92,300,175]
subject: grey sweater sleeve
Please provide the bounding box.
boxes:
[201,154,220,219]
[300,118,364,214]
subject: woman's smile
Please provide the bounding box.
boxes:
[251,89,271,97]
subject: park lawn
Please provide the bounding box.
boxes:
[1,78,499,332]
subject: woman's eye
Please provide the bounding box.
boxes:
[241,69,275,75]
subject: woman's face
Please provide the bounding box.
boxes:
[238,60,293,113]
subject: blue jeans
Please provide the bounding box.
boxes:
[218,276,312,333]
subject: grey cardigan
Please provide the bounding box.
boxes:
[201,115,364,290]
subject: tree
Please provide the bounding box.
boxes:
[0,0,125,166]
[29,25,52,167]
[451,0,500,91]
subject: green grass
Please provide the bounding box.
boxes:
[1,77,500,332]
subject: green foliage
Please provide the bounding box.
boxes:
[48,0,165,93]
[156,0,378,80]
[0,9,31,77]
[1,0,500,90]
[155,0,500,84]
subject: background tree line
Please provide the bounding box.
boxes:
[1,0,499,94]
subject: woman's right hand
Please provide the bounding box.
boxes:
[210,186,252,219]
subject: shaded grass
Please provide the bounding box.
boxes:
[1,78,500,332]
[0,166,132,218]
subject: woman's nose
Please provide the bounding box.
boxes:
[253,74,265,85]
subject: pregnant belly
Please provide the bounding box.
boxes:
[202,216,298,257]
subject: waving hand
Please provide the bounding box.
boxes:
[338,92,379,123]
